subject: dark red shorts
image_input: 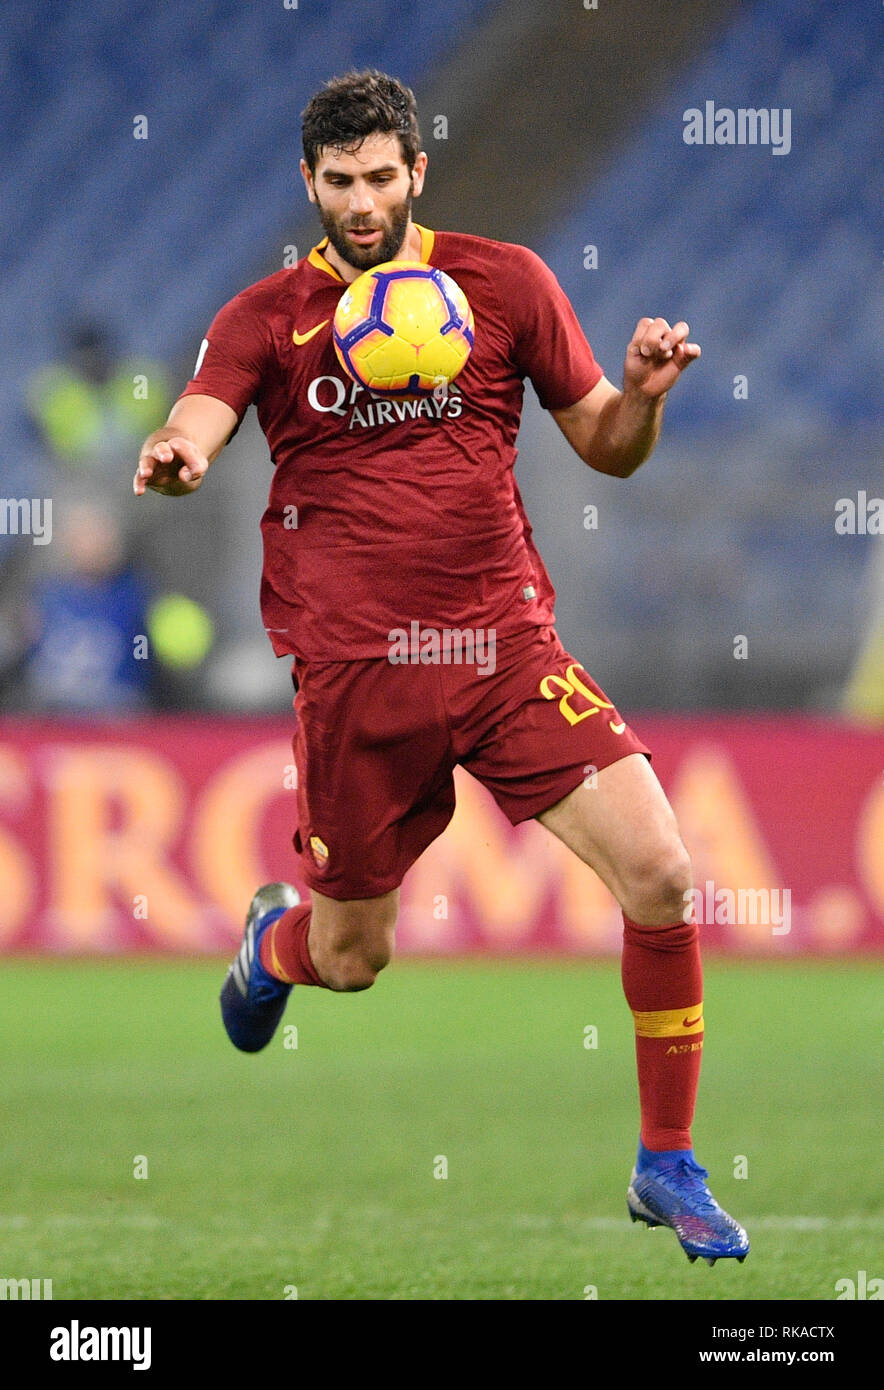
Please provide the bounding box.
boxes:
[290,625,650,899]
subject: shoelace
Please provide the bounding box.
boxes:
[653,1157,719,1216]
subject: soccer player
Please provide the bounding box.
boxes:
[134,71,748,1266]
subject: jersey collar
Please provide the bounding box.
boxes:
[307,223,435,282]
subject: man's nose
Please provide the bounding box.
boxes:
[348,184,375,216]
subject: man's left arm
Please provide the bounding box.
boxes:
[551,316,701,478]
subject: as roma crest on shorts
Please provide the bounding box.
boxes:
[309,834,330,870]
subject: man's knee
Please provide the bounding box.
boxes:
[621,841,693,926]
[310,893,398,991]
[321,940,393,992]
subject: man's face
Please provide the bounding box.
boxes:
[301,132,427,272]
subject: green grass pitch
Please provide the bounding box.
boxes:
[0,957,880,1300]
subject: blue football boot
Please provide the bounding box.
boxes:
[627,1141,750,1265]
[220,882,300,1053]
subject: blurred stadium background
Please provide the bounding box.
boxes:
[0,0,881,1302]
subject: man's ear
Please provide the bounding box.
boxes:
[299,157,316,203]
[411,150,428,197]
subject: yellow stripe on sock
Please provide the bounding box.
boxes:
[268,919,298,985]
[632,1003,704,1038]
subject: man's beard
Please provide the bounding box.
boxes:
[318,191,412,271]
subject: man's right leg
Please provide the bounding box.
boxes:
[220,883,400,1052]
[265,656,454,994]
[260,887,399,992]
[221,653,454,1049]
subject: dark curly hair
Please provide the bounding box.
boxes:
[301,69,421,174]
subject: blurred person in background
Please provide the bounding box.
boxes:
[15,501,215,714]
[9,316,214,713]
[26,320,171,489]
[18,501,154,713]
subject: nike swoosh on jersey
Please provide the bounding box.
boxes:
[609,720,627,734]
[292,320,329,345]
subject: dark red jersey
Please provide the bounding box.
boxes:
[179,224,604,659]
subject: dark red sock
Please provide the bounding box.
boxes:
[621,913,704,1151]
[258,903,327,987]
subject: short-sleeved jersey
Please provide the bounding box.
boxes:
[179,224,603,660]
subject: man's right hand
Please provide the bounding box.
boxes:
[134,435,209,496]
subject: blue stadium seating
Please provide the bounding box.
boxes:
[1,0,875,706]
[524,0,880,696]
[0,0,501,440]
[543,0,881,428]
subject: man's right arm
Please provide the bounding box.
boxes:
[133,394,239,497]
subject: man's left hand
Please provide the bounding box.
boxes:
[623,317,701,399]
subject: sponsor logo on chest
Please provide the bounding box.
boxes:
[290,312,469,425]
[305,373,465,430]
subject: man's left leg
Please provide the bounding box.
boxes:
[538,752,749,1264]
[538,753,700,1150]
